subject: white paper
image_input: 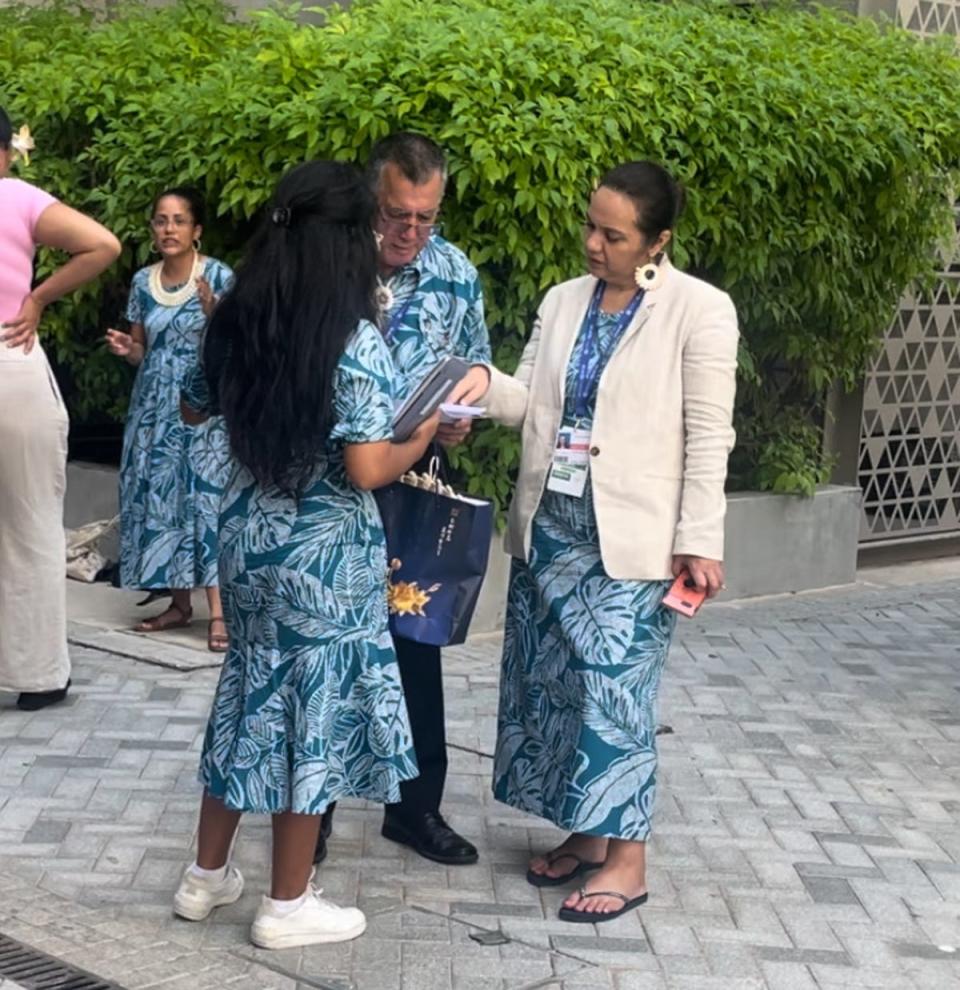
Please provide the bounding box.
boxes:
[439,403,487,422]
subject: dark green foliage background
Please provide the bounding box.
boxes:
[2,0,959,509]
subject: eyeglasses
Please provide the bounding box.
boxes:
[377,207,441,236]
[150,216,194,230]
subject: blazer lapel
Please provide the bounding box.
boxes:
[617,258,674,351]
[617,295,656,351]
[552,277,598,409]
[549,264,676,407]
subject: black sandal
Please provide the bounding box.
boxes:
[558,888,648,923]
[526,851,604,888]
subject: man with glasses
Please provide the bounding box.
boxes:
[315,132,491,867]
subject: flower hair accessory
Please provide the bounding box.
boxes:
[10,125,35,166]
[271,206,292,227]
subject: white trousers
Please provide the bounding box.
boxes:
[0,347,70,692]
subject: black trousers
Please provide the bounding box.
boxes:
[386,633,447,818]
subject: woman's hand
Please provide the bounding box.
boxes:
[105,327,137,359]
[196,275,216,318]
[1,293,44,354]
[409,408,442,446]
[438,365,491,447]
[345,409,442,491]
[446,365,491,406]
[672,555,725,600]
[105,327,146,366]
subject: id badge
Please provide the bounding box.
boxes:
[546,426,591,497]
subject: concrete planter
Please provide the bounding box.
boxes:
[65,464,861,630]
[470,485,863,630]
[721,485,862,599]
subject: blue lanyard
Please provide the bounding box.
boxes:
[384,293,415,343]
[573,280,645,420]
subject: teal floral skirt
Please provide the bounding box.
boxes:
[199,472,418,815]
[492,486,676,841]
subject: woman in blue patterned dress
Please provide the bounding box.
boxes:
[105,187,233,652]
[457,162,739,922]
[172,161,439,949]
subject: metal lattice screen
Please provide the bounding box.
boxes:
[857,0,960,542]
[896,0,960,34]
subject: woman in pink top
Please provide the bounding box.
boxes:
[0,106,120,710]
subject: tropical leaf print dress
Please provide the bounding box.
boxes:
[492,310,678,841]
[119,259,233,589]
[183,321,418,814]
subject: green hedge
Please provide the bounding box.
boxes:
[2,0,959,509]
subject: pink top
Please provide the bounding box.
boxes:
[0,177,57,361]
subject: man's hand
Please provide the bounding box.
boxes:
[671,555,725,600]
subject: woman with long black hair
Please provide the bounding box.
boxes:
[174,160,438,948]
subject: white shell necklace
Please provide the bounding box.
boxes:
[375,277,395,316]
[147,251,202,307]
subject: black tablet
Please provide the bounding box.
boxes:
[393,357,471,441]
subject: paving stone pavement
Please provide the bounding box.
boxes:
[0,570,958,990]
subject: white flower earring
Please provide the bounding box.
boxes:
[634,253,665,291]
[10,125,35,165]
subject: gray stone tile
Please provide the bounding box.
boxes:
[892,942,960,960]
[117,739,191,751]
[799,876,862,905]
[450,901,542,918]
[549,935,650,956]
[33,756,108,768]
[814,832,899,848]
[755,946,852,966]
[147,686,182,703]
[794,862,883,880]
[22,819,71,844]
[2,573,960,990]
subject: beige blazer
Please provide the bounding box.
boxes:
[482,261,739,580]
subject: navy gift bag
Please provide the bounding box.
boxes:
[374,469,493,647]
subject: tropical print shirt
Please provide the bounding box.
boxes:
[380,235,491,401]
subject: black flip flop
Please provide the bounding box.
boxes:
[558,888,649,923]
[526,852,604,888]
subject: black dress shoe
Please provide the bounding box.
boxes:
[382,810,478,865]
[312,802,336,865]
[17,679,71,712]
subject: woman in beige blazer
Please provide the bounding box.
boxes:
[455,161,738,922]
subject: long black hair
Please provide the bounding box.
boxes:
[205,160,379,495]
[0,106,12,149]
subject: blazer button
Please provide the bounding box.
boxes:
[590,446,600,457]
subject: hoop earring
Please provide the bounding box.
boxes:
[149,242,160,256]
[634,251,665,291]
[193,238,202,253]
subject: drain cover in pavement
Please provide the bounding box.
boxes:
[0,933,125,989]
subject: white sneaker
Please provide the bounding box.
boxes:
[173,864,244,921]
[250,886,367,949]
